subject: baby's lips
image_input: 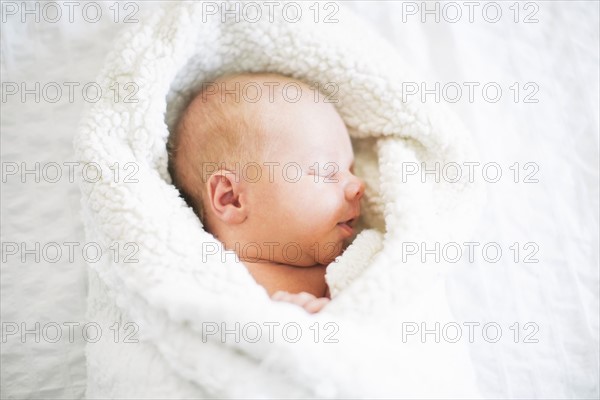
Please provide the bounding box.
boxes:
[343,210,361,227]
[337,218,353,227]
[337,221,354,237]
[345,218,356,228]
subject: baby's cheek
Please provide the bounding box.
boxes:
[296,191,338,221]
[299,178,339,205]
[274,179,342,237]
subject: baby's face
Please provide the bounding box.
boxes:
[241,98,364,266]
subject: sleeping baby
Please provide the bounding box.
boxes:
[168,73,364,313]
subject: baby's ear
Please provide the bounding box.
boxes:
[206,170,246,224]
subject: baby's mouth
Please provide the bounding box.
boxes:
[337,218,356,237]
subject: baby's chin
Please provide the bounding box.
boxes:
[236,234,347,266]
[263,246,341,267]
[303,241,346,266]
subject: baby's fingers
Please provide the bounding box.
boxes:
[271,291,317,307]
[271,291,289,301]
[303,297,330,314]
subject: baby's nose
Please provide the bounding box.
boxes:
[345,177,365,201]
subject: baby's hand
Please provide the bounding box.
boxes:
[271,291,330,314]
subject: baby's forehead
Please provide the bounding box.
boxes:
[197,73,315,107]
[186,73,350,152]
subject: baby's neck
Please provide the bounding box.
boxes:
[242,260,328,298]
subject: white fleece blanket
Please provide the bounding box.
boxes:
[75,1,484,397]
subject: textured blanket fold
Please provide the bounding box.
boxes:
[76,1,483,397]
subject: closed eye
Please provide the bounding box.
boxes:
[307,162,340,178]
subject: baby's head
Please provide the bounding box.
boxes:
[168,73,364,266]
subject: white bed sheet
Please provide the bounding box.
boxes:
[1,1,598,398]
